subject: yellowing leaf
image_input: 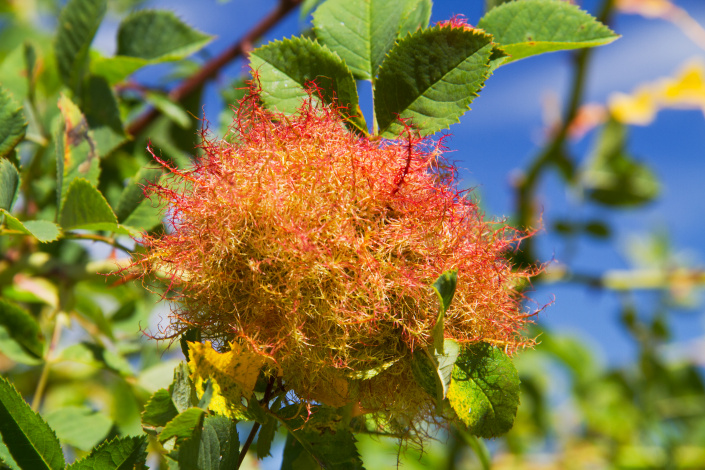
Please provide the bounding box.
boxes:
[187,341,267,419]
[608,60,705,125]
[615,0,675,18]
[609,88,658,125]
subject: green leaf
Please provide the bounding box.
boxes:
[249,36,366,133]
[430,270,457,352]
[582,118,659,206]
[145,91,191,129]
[447,343,520,438]
[0,158,20,211]
[115,166,162,221]
[159,408,205,444]
[276,405,365,470]
[281,433,319,470]
[411,339,460,408]
[0,299,44,358]
[117,10,212,61]
[0,433,21,470]
[477,0,619,65]
[313,0,422,81]
[142,389,179,428]
[197,414,239,470]
[44,406,112,452]
[67,435,148,470]
[256,413,278,459]
[56,94,101,214]
[374,25,494,137]
[398,0,432,38]
[59,178,119,231]
[0,211,62,242]
[89,55,149,86]
[179,328,202,362]
[0,325,43,365]
[0,376,65,470]
[81,75,127,157]
[0,87,27,158]
[55,0,108,92]
[170,362,198,413]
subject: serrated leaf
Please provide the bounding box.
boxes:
[277,405,364,470]
[142,389,179,428]
[249,36,366,133]
[374,25,494,137]
[0,158,20,211]
[447,343,520,438]
[313,0,421,81]
[44,406,112,452]
[188,341,268,419]
[59,178,119,231]
[170,362,198,413]
[1,210,62,242]
[0,87,27,158]
[159,407,205,444]
[256,414,278,459]
[56,94,100,214]
[0,299,44,358]
[0,376,65,470]
[197,415,239,470]
[82,75,127,157]
[582,118,659,206]
[117,10,212,61]
[411,339,460,409]
[477,0,619,65]
[67,435,148,470]
[55,0,107,92]
[281,433,319,470]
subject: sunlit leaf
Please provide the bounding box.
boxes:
[159,407,205,444]
[447,343,520,438]
[411,339,460,409]
[59,178,119,231]
[142,389,179,428]
[188,341,269,419]
[44,406,112,452]
[374,25,494,137]
[0,212,62,242]
[313,0,423,81]
[0,376,65,470]
[117,10,212,61]
[67,435,148,470]
[249,36,366,133]
[477,0,618,65]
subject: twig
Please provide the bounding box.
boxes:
[126,0,303,137]
[32,312,64,411]
[63,232,134,254]
[237,376,276,469]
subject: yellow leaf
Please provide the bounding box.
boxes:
[615,0,675,18]
[188,341,267,419]
[608,88,658,125]
[661,60,705,109]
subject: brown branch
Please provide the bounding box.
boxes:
[126,0,303,137]
[236,376,276,469]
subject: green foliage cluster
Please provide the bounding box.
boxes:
[0,0,703,468]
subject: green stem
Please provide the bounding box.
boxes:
[31,312,63,411]
[514,0,615,266]
[63,232,133,254]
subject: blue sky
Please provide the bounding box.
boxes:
[95,0,705,366]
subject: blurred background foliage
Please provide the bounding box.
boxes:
[0,0,704,468]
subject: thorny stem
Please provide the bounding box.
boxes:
[126,0,303,137]
[514,0,615,266]
[237,376,276,469]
